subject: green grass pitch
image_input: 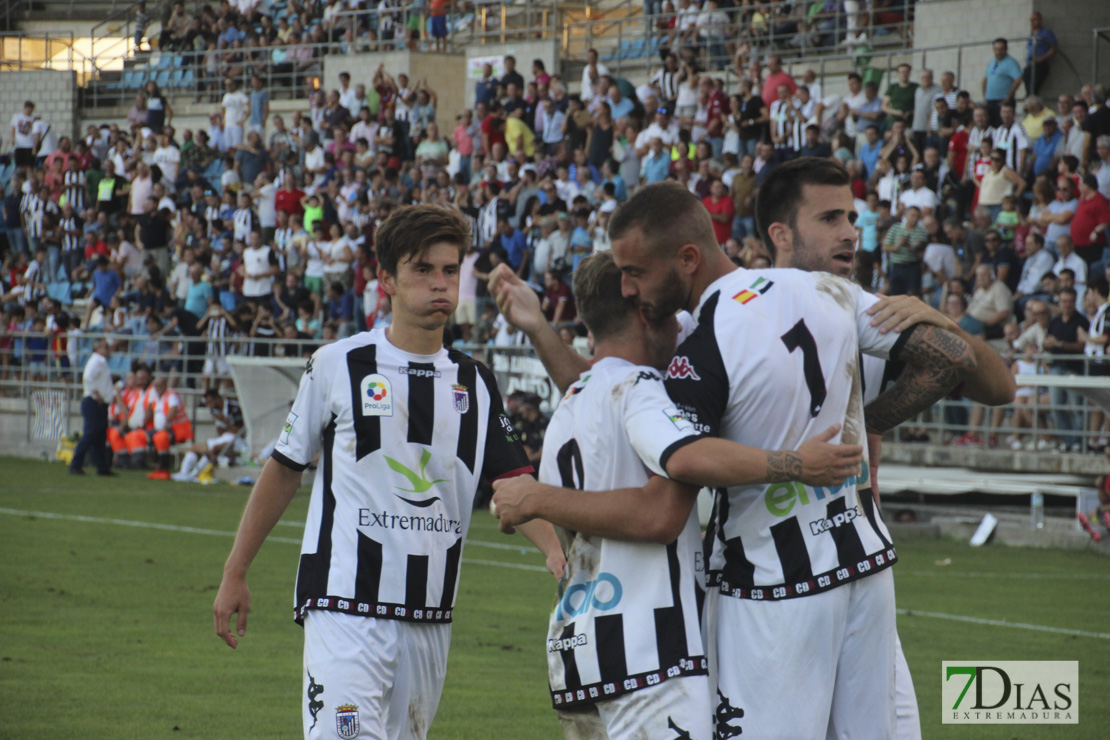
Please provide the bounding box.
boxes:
[1,457,1107,739]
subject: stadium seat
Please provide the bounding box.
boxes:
[156,69,172,88]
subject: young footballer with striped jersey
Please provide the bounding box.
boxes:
[213,204,563,740]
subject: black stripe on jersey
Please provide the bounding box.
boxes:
[858,487,893,549]
[440,538,462,609]
[347,344,381,461]
[654,541,688,668]
[450,355,479,473]
[406,362,436,445]
[405,554,430,608]
[354,532,383,605]
[717,493,756,589]
[557,623,583,692]
[664,292,730,438]
[826,496,868,566]
[881,358,904,394]
[594,614,628,686]
[888,323,920,363]
[295,416,337,623]
[770,518,814,585]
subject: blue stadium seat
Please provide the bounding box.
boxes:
[156,69,172,88]
[124,69,144,90]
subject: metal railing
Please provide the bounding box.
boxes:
[3,330,1109,455]
[563,1,914,80]
[0,31,87,73]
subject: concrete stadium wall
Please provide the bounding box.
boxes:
[0,70,78,143]
[914,0,1110,102]
[323,51,467,131]
[464,39,560,108]
[1033,0,1110,95]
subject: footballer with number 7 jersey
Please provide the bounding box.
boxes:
[497,251,864,740]
[494,167,979,738]
[212,205,564,740]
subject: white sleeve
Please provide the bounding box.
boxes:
[272,350,332,470]
[854,288,912,361]
[621,368,702,477]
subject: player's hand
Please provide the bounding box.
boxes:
[867,431,882,502]
[489,264,547,335]
[490,474,542,534]
[867,294,957,335]
[546,551,566,582]
[213,571,251,649]
[796,424,863,487]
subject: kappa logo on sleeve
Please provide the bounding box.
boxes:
[666,356,701,381]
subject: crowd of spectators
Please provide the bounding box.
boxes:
[1,6,1109,452]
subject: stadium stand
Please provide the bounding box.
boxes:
[0,0,1109,476]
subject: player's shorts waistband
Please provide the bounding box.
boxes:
[550,656,708,709]
[296,596,453,625]
[709,547,897,601]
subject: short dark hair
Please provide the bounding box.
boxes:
[608,181,717,258]
[993,37,1008,46]
[755,157,850,259]
[572,251,637,340]
[1057,286,1077,299]
[374,204,470,276]
[205,388,221,400]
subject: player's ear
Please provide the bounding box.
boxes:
[676,242,701,275]
[766,222,793,267]
[377,265,397,296]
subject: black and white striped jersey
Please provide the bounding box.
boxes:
[540,358,706,709]
[63,170,86,211]
[664,269,910,603]
[272,329,533,625]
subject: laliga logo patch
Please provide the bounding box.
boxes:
[359,374,393,417]
[336,703,360,738]
[666,356,701,381]
[280,412,298,445]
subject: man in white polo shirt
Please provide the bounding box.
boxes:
[69,338,120,476]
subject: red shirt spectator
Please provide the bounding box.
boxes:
[1071,177,1110,255]
[481,113,506,155]
[703,184,735,245]
[275,183,305,217]
[947,127,970,180]
[762,68,797,108]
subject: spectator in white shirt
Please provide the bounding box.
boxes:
[221,78,249,150]
[898,169,938,216]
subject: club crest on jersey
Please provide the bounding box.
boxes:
[733,276,774,305]
[359,374,393,417]
[280,412,298,445]
[336,704,360,739]
[451,384,469,414]
[666,356,701,381]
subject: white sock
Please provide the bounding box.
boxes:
[179,451,199,478]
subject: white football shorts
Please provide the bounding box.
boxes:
[707,567,896,739]
[556,674,712,740]
[303,610,451,740]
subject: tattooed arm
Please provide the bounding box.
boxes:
[491,427,864,542]
[665,425,860,488]
[864,325,977,435]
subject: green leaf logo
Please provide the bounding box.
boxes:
[385,449,447,494]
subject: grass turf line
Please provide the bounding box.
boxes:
[1,457,1107,738]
